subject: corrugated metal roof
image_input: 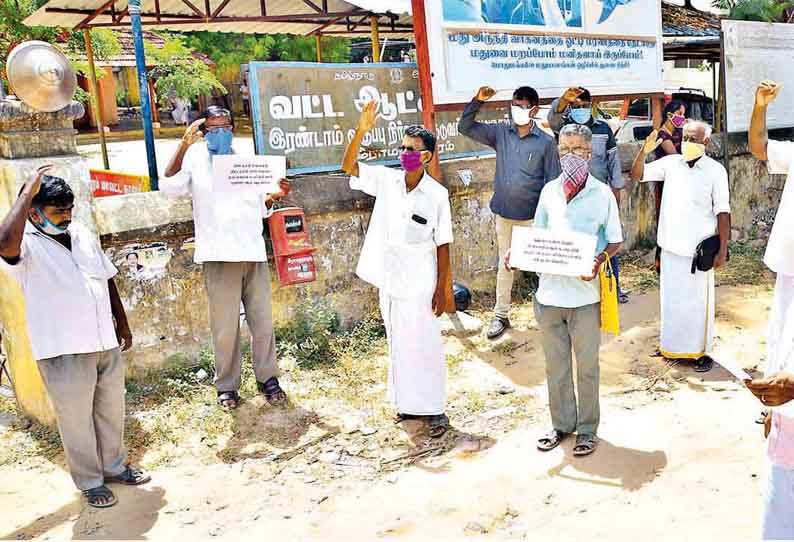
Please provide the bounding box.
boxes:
[25,0,414,36]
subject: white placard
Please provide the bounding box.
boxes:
[424,0,664,105]
[723,20,794,133]
[509,227,598,277]
[212,155,285,193]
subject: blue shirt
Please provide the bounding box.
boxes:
[533,176,624,308]
[459,99,561,220]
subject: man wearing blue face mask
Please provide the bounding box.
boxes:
[0,167,149,509]
[549,87,628,303]
[459,85,561,339]
[163,106,292,410]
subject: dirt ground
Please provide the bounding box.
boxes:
[0,281,777,541]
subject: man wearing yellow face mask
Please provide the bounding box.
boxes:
[630,121,731,373]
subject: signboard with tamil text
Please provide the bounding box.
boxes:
[248,62,508,174]
[424,0,664,105]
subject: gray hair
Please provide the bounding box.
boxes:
[559,123,593,144]
[683,120,713,139]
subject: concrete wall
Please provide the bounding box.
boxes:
[95,134,787,373]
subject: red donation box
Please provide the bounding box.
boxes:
[268,207,317,286]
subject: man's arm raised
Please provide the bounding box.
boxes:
[341,100,378,178]
[749,80,782,162]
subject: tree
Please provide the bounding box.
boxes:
[145,34,226,106]
[712,0,794,21]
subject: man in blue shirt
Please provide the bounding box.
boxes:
[549,86,628,303]
[459,85,560,339]
[507,124,622,456]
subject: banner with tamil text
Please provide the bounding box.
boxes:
[425,0,664,104]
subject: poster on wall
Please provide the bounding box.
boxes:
[426,0,664,104]
[723,20,794,133]
[248,62,508,174]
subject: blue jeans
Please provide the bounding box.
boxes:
[610,255,622,294]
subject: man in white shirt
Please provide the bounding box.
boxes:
[162,106,291,410]
[341,101,454,438]
[0,168,149,508]
[507,124,623,456]
[747,79,794,540]
[631,121,731,373]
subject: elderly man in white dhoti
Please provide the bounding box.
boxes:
[747,79,794,541]
[342,101,454,439]
[631,120,731,373]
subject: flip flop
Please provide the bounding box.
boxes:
[694,356,714,373]
[258,377,288,406]
[427,414,450,439]
[573,434,597,457]
[217,390,240,409]
[537,429,569,452]
[83,485,117,508]
[105,465,151,486]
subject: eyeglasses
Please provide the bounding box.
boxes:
[206,126,233,134]
[558,147,591,157]
[399,145,425,152]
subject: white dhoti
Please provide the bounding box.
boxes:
[379,291,446,416]
[762,274,794,541]
[659,250,715,359]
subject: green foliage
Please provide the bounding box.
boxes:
[275,300,342,369]
[145,33,226,106]
[713,0,794,21]
[182,32,351,82]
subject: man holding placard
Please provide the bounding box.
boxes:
[631,121,730,373]
[747,79,794,540]
[507,124,622,456]
[162,106,292,410]
[459,85,560,340]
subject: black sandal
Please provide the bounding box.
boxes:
[217,390,240,409]
[258,377,288,406]
[694,356,714,373]
[105,465,151,486]
[83,485,117,508]
[395,413,420,424]
[537,429,569,452]
[573,434,597,457]
[427,414,450,438]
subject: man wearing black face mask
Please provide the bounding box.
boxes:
[459,85,561,339]
[549,87,628,303]
[342,101,454,439]
[163,106,292,410]
[0,167,148,508]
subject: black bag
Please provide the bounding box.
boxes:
[691,235,727,274]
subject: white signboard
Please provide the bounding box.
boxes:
[212,155,285,193]
[509,226,598,277]
[424,0,664,104]
[723,20,794,133]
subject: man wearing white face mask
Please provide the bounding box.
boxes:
[459,85,560,339]
[631,121,731,373]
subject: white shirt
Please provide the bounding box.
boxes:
[764,140,794,276]
[0,222,119,361]
[642,154,731,258]
[350,162,454,300]
[161,143,273,263]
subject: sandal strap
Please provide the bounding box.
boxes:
[84,485,113,498]
[258,378,284,397]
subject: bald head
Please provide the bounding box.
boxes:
[683,121,713,145]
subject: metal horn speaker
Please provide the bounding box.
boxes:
[6,41,77,112]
